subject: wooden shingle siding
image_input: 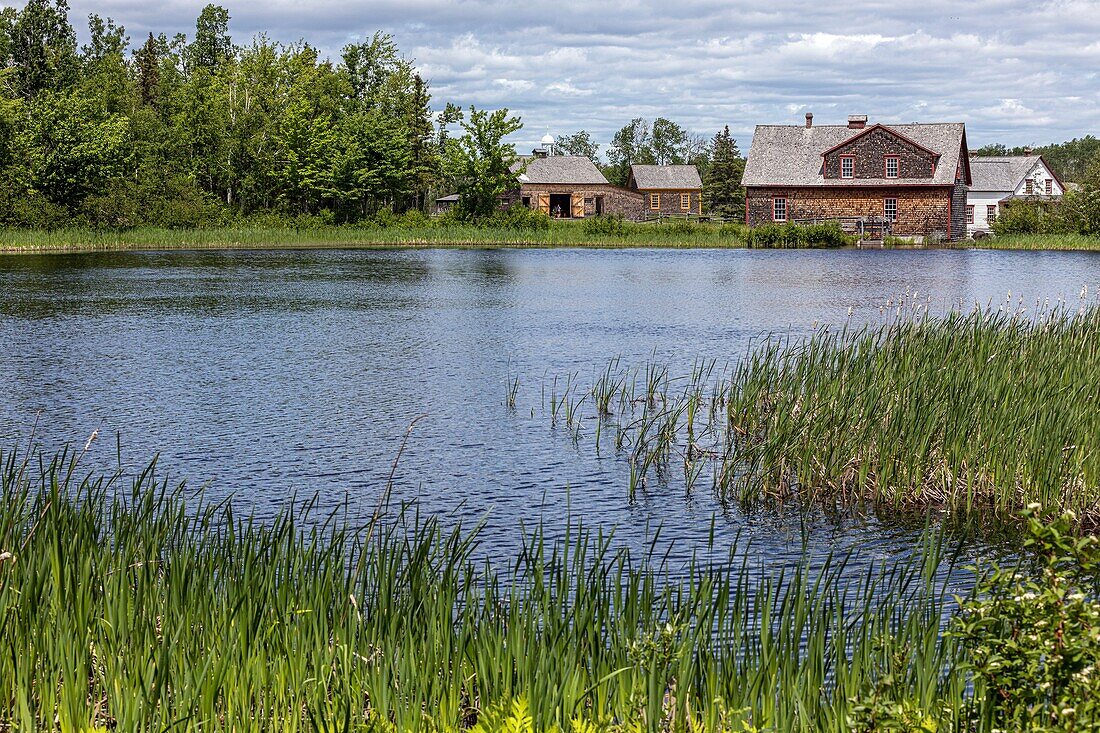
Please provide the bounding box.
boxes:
[518,183,644,219]
[746,187,954,239]
[635,189,701,216]
[823,128,937,180]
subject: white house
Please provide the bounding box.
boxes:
[967,155,1065,236]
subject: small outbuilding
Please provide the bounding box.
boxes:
[628,165,703,216]
[512,154,643,219]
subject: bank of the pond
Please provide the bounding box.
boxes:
[4,224,1100,254]
[974,233,1100,251]
[0,222,753,252]
[3,448,1098,732]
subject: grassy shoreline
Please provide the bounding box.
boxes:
[3,224,1100,254]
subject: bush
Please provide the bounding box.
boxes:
[746,221,848,248]
[719,222,749,242]
[582,213,628,237]
[483,205,551,231]
[952,506,1100,729]
[993,199,1047,235]
[396,209,431,229]
[662,218,700,236]
[148,177,224,229]
[79,179,142,230]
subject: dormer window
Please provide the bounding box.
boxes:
[884,156,899,179]
[841,156,854,178]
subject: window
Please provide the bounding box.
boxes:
[987,204,997,222]
[1025,179,1034,195]
[841,156,854,178]
[885,156,899,179]
[966,205,974,224]
[1045,179,1053,195]
[649,193,660,210]
[773,197,787,222]
[884,198,897,222]
[680,193,691,210]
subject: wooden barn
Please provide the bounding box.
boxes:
[512,154,643,219]
[742,114,972,241]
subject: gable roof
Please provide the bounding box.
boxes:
[630,164,702,190]
[512,155,609,185]
[743,122,968,187]
[969,155,1063,192]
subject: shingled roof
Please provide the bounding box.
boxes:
[742,122,968,187]
[969,155,1043,191]
[630,165,702,189]
[512,155,609,185]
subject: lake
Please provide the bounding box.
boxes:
[2,247,1098,573]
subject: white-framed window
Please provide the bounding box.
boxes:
[841,156,854,178]
[680,193,691,210]
[987,204,998,222]
[1045,179,1053,195]
[966,205,974,224]
[649,193,660,210]
[885,156,899,178]
[884,197,897,222]
[773,197,787,222]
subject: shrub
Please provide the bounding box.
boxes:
[993,199,1047,236]
[746,221,848,248]
[582,213,628,237]
[952,505,1100,729]
[662,217,699,236]
[79,179,142,230]
[148,177,224,229]
[483,205,551,231]
[719,222,749,242]
[396,209,431,229]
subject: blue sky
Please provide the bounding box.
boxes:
[13,0,1100,156]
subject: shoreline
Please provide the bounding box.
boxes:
[2,227,1099,255]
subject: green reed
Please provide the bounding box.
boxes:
[544,302,1100,529]
[0,447,974,732]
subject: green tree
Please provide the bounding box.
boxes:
[556,130,599,162]
[8,0,78,98]
[189,4,232,72]
[702,126,745,218]
[606,118,654,186]
[133,33,160,107]
[452,107,522,220]
[650,117,688,165]
[82,14,127,65]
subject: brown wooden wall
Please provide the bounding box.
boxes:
[745,186,955,238]
[518,184,645,219]
[823,128,937,180]
[636,189,703,216]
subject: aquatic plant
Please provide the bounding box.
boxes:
[0,446,967,732]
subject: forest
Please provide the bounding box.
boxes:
[0,0,1095,235]
[0,0,749,230]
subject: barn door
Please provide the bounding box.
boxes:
[537,193,550,214]
[571,194,585,218]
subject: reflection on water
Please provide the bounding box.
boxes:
[2,247,1098,574]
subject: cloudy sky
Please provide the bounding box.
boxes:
[21,0,1100,154]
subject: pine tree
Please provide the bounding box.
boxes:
[702,126,745,219]
[134,33,159,107]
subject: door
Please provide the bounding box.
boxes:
[571,194,585,219]
[538,193,550,214]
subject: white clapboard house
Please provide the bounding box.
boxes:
[967,155,1065,236]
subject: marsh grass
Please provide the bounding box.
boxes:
[546,303,1100,529]
[0,221,750,252]
[0,446,975,732]
[976,233,1100,251]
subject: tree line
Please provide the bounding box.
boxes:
[0,1,748,230]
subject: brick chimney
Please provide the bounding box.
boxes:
[1024,146,1034,155]
[848,115,868,129]
[805,112,813,128]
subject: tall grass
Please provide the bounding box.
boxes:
[975,233,1100,251]
[0,221,750,252]
[0,447,971,732]
[544,304,1100,529]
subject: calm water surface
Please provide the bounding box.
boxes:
[2,247,1098,573]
